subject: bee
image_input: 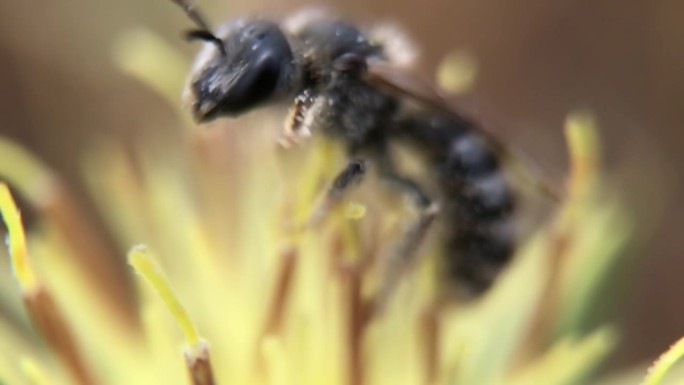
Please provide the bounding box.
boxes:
[168,1,555,301]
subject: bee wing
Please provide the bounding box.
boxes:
[365,60,453,114]
[364,60,562,202]
[364,60,505,146]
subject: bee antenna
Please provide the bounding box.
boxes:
[185,29,227,56]
[169,0,226,56]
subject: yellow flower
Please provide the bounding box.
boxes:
[0,27,672,385]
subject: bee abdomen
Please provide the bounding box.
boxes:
[396,113,517,296]
[440,132,516,295]
[443,211,516,296]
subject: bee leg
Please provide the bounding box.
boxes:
[373,158,440,312]
[308,159,367,226]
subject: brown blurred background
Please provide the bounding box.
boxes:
[0,0,682,373]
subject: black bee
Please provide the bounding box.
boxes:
[169,1,552,300]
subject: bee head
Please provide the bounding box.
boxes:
[183,19,296,122]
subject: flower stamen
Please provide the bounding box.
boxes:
[0,183,95,385]
[0,183,38,292]
[128,245,215,385]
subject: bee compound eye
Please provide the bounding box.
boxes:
[247,54,282,100]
